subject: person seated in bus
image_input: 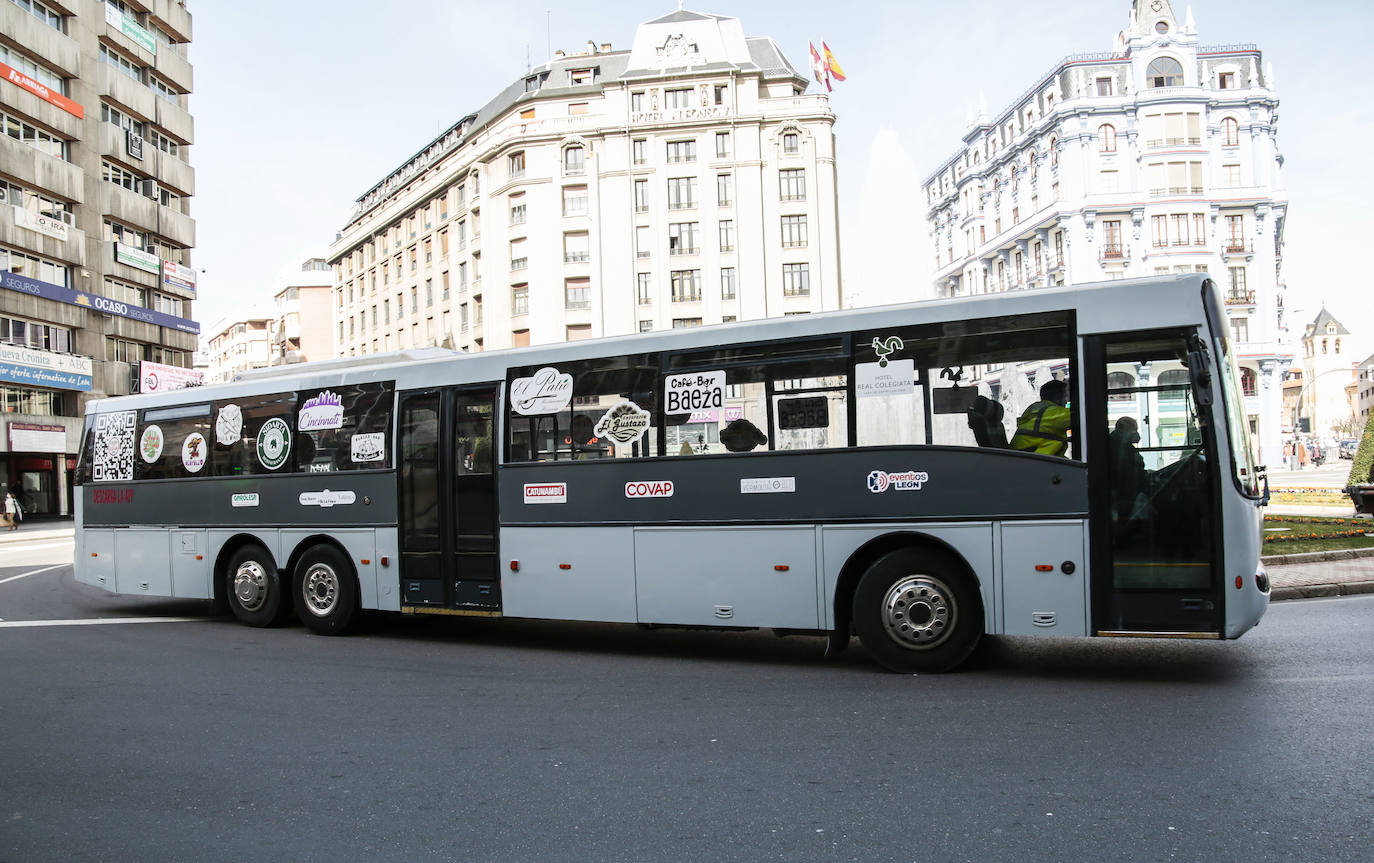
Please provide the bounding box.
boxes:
[1108,416,1149,524]
[1008,379,1071,456]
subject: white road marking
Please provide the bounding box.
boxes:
[0,617,208,629]
[2,541,75,552]
[0,563,68,585]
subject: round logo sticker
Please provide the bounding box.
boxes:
[182,432,207,473]
[139,425,164,463]
[256,418,292,471]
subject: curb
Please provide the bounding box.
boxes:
[1262,547,1374,566]
[1270,580,1374,601]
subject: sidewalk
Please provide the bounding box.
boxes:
[3,521,1370,602]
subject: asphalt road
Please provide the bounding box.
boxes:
[1,537,1372,862]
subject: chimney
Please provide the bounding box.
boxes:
[554,49,565,59]
[587,40,597,54]
[600,43,612,52]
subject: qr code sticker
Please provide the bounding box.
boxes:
[93,411,137,482]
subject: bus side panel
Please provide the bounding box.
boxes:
[500,527,638,623]
[170,531,212,599]
[79,529,117,592]
[634,526,819,629]
[113,530,172,597]
[998,520,1088,637]
[820,523,996,634]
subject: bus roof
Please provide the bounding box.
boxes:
[87,274,1217,416]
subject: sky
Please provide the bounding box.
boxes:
[189,0,1374,356]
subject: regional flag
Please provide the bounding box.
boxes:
[809,42,830,91]
[823,42,846,83]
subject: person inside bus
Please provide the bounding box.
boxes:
[1009,379,1071,456]
[1108,416,1149,525]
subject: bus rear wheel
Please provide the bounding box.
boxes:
[226,544,289,627]
[852,547,982,673]
[293,545,359,636]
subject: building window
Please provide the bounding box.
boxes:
[1095,77,1114,97]
[1218,71,1236,90]
[716,174,732,207]
[782,263,810,297]
[563,186,588,217]
[668,222,699,256]
[636,273,652,304]
[508,151,525,179]
[1098,170,1119,193]
[670,269,702,303]
[1099,124,1116,153]
[781,214,808,248]
[639,320,654,333]
[632,138,647,165]
[1231,317,1249,343]
[509,238,527,271]
[1228,266,1248,301]
[563,145,585,174]
[783,132,800,154]
[672,318,703,329]
[565,277,590,310]
[1222,117,1239,147]
[666,140,697,163]
[720,267,736,300]
[779,169,806,201]
[564,231,589,263]
[636,225,653,258]
[713,84,727,105]
[511,284,528,316]
[1224,164,1242,187]
[1146,57,1184,88]
[668,177,698,210]
[715,132,730,158]
[634,178,650,212]
[509,195,526,226]
[665,87,693,109]
[718,220,734,252]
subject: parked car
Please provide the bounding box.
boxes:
[1340,439,1358,459]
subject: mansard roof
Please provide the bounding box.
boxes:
[1306,307,1350,337]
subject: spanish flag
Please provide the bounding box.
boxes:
[809,42,828,90]
[823,42,846,83]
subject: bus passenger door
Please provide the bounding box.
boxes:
[398,388,500,612]
[1083,331,1225,636]
[451,388,499,610]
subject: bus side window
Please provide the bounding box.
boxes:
[506,356,659,462]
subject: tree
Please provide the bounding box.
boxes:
[1347,410,1374,489]
[1333,413,1362,439]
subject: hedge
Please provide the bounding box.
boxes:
[1348,408,1374,488]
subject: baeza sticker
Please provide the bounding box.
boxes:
[594,401,651,445]
[867,469,930,493]
[665,371,725,414]
[510,367,573,416]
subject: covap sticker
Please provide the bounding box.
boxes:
[867,469,929,493]
[625,480,674,499]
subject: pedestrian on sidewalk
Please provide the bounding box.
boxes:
[3,488,18,530]
[1298,440,1309,470]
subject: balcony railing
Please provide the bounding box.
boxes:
[1225,290,1256,305]
[1100,243,1128,260]
[1149,186,1205,196]
[1144,137,1203,148]
[564,252,589,263]
[1224,239,1253,254]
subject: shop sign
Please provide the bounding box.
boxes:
[12,206,70,242]
[126,130,144,160]
[161,260,197,293]
[114,242,161,274]
[0,342,93,391]
[2,268,201,335]
[8,422,66,453]
[138,360,202,393]
[104,4,157,55]
[0,60,83,118]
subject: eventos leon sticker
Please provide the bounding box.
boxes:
[182,432,207,473]
[594,401,650,445]
[299,390,345,431]
[625,480,674,499]
[866,469,929,493]
[139,424,164,463]
[523,483,567,504]
[510,367,573,416]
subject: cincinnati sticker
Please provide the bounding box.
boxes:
[139,424,164,463]
[299,390,345,431]
[866,469,929,493]
[594,401,651,445]
[256,417,292,471]
[182,432,207,473]
[215,403,243,445]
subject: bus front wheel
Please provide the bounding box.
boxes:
[852,547,982,673]
[293,545,359,636]
[225,544,289,627]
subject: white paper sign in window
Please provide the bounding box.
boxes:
[856,360,915,399]
[594,401,650,444]
[664,370,725,414]
[510,367,573,416]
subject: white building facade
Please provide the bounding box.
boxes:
[329,8,840,356]
[923,0,1290,467]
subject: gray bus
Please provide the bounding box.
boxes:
[74,275,1269,672]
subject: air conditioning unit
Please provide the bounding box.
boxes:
[0,187,7,204]
[143,179,159,200]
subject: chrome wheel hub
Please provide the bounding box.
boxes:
[301,563,339,618]
[233,561,269,612]
[881,575,955,650]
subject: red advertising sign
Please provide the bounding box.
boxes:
[1,61,84,119]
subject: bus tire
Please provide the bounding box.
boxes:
[225,544,288,628]
[293,545,359,636]
[852,546,982,673]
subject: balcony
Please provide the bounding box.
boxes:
[1099,243,1129,261]
[1223,239,1253,255]
[156,150,195,196]
[0,203,85,265]
[158,204,195,247]
[100,183,159,233]
[1144,137,1203,149]
[1225,290,1256,306]
[99,65,157,121]
[153,46,194,94]
[155,96,195,145]
[0,135,82,203]
[564,252,589,264]
[0,4,80,76]
[1149,186,1205,197]
[149,0,193,43]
